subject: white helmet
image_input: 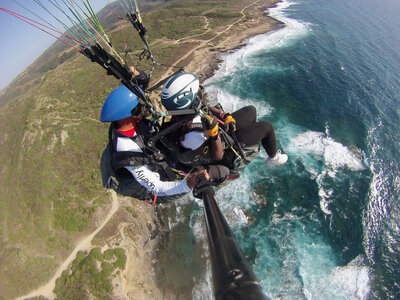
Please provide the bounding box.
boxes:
[161,73,201,111]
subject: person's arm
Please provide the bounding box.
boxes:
[205,135,224,161]
[125,165,207,196]
[129,66,149,90]
[207,105,223,118]
[207,105,236,132]
[201,115,224,160]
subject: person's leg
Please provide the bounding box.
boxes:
[234,121,277,157]
[206,165,230,184]
[231,105,257,130]
[229,106,288,166]
[260,122,277,157]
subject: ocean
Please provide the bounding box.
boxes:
[186,0,400,299]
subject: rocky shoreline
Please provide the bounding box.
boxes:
[97,1,284,299]
[187,0,284,83]
[6,1,287,299]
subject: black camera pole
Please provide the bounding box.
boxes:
[193,176,268,300]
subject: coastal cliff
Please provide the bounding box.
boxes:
[0,1,282,299]
[95,1,283,298]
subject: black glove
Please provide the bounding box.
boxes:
[193,173,215,199]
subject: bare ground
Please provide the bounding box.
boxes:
[15,0,283,299]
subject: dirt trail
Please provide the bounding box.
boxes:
[13,2,279,299]
[16,191,119,300]
[163,0,262,77]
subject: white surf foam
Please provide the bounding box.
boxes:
[193,0,371,298]
[214,173,255,228]
[296,230,370,300]
[317,173,334,215]
[252,214,371,299]
[328,256,370,300]
[205,87,275,118]
[290,130,366,172]
[289,130,366,216]
[205,0,310,81]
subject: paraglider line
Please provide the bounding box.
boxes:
[0,7,89,48]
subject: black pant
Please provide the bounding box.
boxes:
[231,106,277,157]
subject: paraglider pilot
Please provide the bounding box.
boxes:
[100,83,209,201]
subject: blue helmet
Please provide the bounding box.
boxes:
[161,73,201,111]
[100,86,140,122]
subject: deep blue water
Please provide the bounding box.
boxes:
[194,0,400,298]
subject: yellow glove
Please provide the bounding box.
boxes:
[201,115,219,138]
[223,113,236,131]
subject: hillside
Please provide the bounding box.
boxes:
[0,0,281,299]
[0,0,169,108]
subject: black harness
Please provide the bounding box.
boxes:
[158,119,248,171]
[108,120,177,181]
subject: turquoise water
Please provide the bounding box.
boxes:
[194,0,400,298]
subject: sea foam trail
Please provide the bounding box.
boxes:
[289,130,366,216]
[205,0,310,82]
[201,0,371,299]
[290,130,366,172]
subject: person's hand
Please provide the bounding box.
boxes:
[186,170,210,190]
[129,66,139,77]
[201,115,219,138]
[222,113,236,132]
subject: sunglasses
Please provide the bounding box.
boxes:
[131,103,142,117]
[190,94,202,110]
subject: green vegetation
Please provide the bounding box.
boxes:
[54,248,126,299]
[0,0,264,298]
[0,244,58,298]
[0,51,113,298]
[125,206,138,218]
[205,9,242,28]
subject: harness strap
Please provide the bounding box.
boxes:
[145,194,157,205]
[149,114,195,143]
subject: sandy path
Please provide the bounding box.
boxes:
[16,191,119,300]
[163,0,262,77]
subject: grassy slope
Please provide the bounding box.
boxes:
[0,54,114,298]
[0,0,256,298]
[54,247,126,300]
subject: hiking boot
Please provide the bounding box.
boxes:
[265,150,288,167]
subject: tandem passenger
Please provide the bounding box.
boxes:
[159,73,288,171]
